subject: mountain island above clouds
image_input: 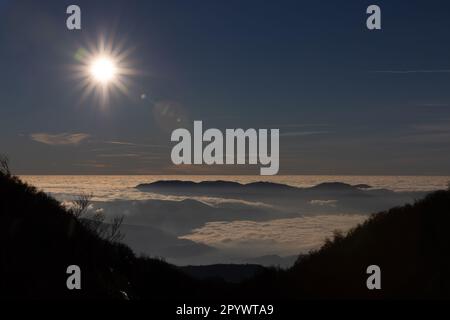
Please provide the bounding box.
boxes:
[136,180,427,215]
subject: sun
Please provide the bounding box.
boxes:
[71,35,137,107]
[90,56,117,84]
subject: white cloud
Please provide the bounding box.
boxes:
[181,215,367,257]
[30,133,90,146]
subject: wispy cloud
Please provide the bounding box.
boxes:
[266,123,329,129]
[73,162,110,168]
[394,121,450,144]
[30,133,90,146]
[396,132,450,144]
[280,131,330,137]
[372,69,450,74]
[105,141,138,146]
[104,140,169,148]
[418,103,449,107]
[412,123,450,133]
[96,153,140,158]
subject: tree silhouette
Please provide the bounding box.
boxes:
[0,154,10,175]
[70,193,124,242]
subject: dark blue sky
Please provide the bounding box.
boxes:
[1,0,450,175]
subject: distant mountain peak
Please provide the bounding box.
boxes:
[309,182,358,190]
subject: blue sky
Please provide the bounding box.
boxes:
[1,0,450,175]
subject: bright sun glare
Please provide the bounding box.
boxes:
[90,57,117,84]
[72,35,136,106]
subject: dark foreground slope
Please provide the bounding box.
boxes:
[0,173,229,299]
[242,189,450,299]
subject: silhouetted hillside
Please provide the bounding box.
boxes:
[242,189,450,299]
[180,264,265,283]
[0,172,227,299]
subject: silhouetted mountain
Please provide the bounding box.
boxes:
[137,180,304,193]
[353,184,372,189]
[119,223,216,259]
[239,255,299,268]
[0,172,226,299]
[309,182,361,191]
[136,179,426,215]
[95,197,290,237]
[180,264,265,283]
[241,189,450,299]
[138,180,242,190]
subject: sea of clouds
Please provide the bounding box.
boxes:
[20,175,443,267]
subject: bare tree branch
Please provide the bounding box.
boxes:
[71,193,93,218]
[71,193,124,243]
[0,155,10,176]
[106,216,125,242]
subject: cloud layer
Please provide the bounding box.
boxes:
[181,215,366,257]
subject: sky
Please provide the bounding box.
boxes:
[1,0,450,175]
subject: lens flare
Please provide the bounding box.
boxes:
[71,35,137,107]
